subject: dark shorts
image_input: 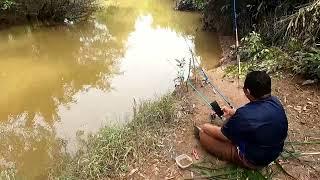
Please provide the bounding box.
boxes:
[199,127,259,169]
[230,146,259,169]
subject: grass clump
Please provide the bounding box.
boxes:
[191,162,274,180]
[50,95,176,179]
[191,141,320,180]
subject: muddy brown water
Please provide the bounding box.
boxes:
[0,0,221,178]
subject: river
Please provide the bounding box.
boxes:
[0,0,221,178]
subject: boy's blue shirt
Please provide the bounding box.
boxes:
[221,96,288,166]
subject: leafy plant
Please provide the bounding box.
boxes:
[293,48,320,79]
[202,0,317,43]
[194,0,205,10]
[235,32,290,75]
[0,0,15,10]
[226,31,320,80]
[278,0,320,44]
[0,0,97,25]
[286,38,304,53]
[239,31,265,61]
[176,0,205,11]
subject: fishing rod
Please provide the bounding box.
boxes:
[168,53,230,118]
[187,80,211,108]
[233,0,241,79]
[187,80,224,119]
[188,49,235,108]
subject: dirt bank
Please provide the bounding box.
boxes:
[126,36,320,179]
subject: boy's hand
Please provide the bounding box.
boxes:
[222,107,236,119]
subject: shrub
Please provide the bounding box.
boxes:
[176,0,205,11]
[239,31,265,61]
[0,0,97,26]
[237,32,289,74]
[201,0,317,43]
[226,32,320,80]
[0,0,15,10]
[277,0,320,45]
[293,48,320,79]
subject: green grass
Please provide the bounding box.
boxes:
[49,95,176,179]
[190,141,320,180]
[191,162,274,180]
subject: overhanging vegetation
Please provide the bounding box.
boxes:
[200,0,320,80]
[0,0,97,26]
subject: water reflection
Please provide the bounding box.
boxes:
[0,20,123,178]
[0,115,65,179]
[55,14,198,153]
[0,0,221,178]
[0,21,121,123]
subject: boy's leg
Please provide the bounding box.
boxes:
[199,123,258,169]
[201,123,230,142]
[199,124,237,162]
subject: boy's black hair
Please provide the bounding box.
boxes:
[244,71,271,99]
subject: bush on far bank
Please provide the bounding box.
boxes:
[0,0,97,26]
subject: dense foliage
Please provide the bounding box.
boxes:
[0,0,97,26]
[292,48,320,79]
[239,32,289,73]
[201,0,320,80]
[0,0,14,10]
[207,0,320,44]
[176,0,205,11]
[225,31,320,79]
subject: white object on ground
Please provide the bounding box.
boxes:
[175,154,193,169]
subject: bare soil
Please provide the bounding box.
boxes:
[126,37,320,180]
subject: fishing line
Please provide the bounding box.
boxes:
[183,41,235,108]
[167,50,230,118]
[187,80,225,120]
[190,51,234,108]
[187,80,212,108]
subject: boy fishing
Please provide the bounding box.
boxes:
[195,71,288,169]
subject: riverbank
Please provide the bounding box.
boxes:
[218,38,319,179]
[190,37,320,179]
[25,35,320,179]
[125,36,320,179]
[46,95,180,179]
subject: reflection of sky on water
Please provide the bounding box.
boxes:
[56,15,196,152]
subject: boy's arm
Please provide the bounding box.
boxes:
[220,109,248,144]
